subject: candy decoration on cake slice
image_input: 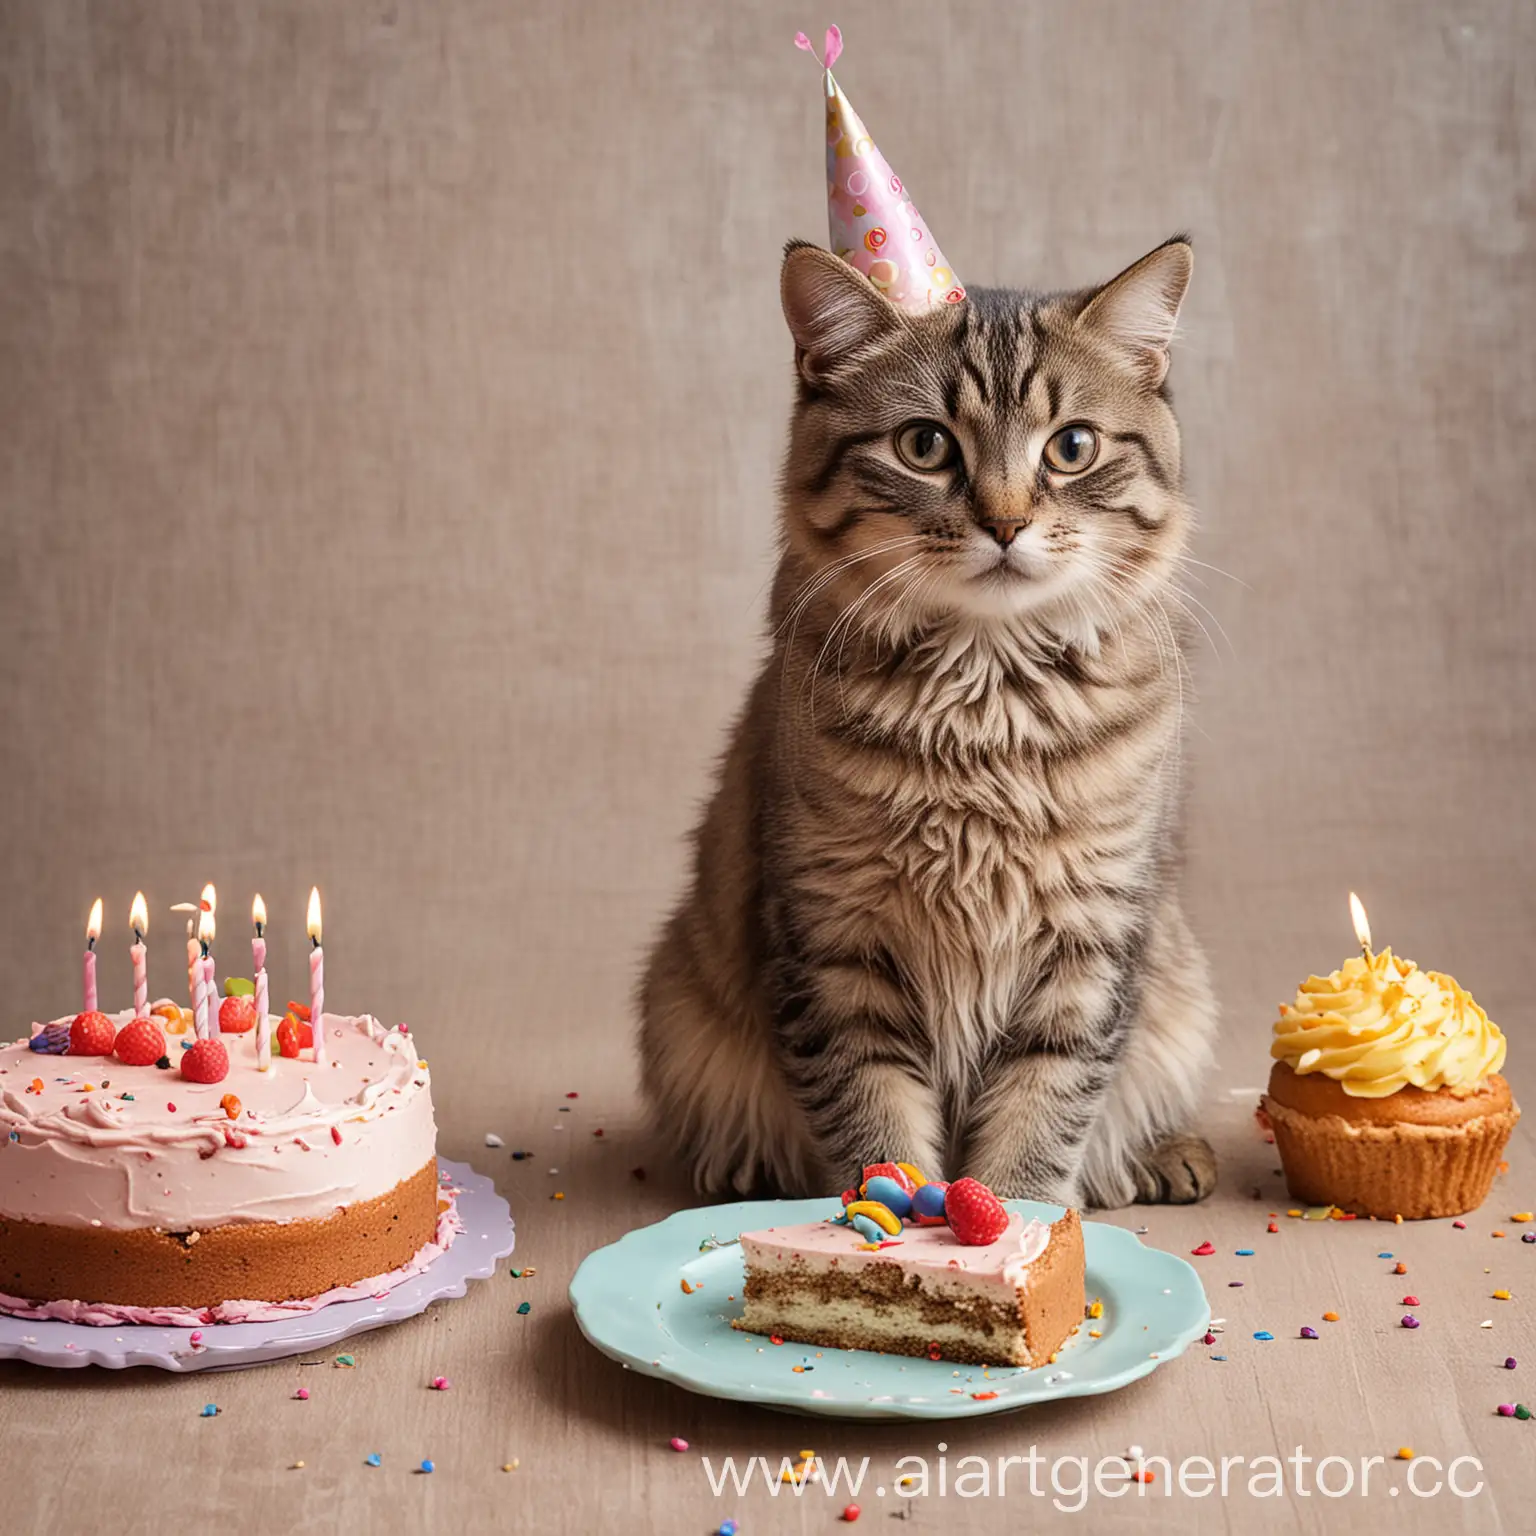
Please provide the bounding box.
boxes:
[910,1180,950,1225]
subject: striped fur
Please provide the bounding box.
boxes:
[639,239,1218,1207]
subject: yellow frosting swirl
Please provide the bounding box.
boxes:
[1270,948,1505,1098]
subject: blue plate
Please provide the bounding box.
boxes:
[570,1198,1209,1420]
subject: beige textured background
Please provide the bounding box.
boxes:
[1,1,1532,1532]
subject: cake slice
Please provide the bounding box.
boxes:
[733,1203,1085,1367]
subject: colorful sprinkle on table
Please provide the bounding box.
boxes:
[365,1453,381,1467]
[1235,1248,1255,1256]
[419,1460,435,1474]
[517,1301,531,1315]
[430,1376,450,1391]
[1300,1327,1318,1339]
[1396,1447,1413,1460]
[294,1388,310,1400]
[335,1353,356,1368]
[669,1437,689,1452]
[1253,1331,1274,1341]
[201,1403,219,1417]
[1401,1315,1420,1329]
[1191,1241,1215,1256]
[1506,1359,1518,1370]
[1323,1311,1339,1322]
[1493,1290,1512,1301]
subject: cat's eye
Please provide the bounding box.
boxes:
[1042,424,1099,474]
[894,421,957,473]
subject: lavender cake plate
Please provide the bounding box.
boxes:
[570,1198,1209,1420]
[0,1159,513,1372]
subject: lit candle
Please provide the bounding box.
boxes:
[82,898,102,1013]
[1349,890,1373,963]
[193,907,215,1040]
[307,886,325,1066]
[200,883,218,1018]
[252,894,271,1069]
[129,891,150,1017]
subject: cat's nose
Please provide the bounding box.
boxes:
[979,518,1027,548]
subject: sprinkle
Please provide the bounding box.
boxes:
[1402,1295,1420,1306]
[291,1461,305,1470]
[1202,1332,1216,1345]
[1131,1469,1155,1483]
[430,1376,450,1391]
[1191,1241,1215,1256]
[1517,1405,1532,1421]
[1454,1220,1467,1229]
[669,1437,689,1452]
[1235,1248,1255,1257]
[1087,1299,1104,1319]
[1300,1327,1318,1339]
[1323,1311,1339,1322]
[1513,1213,1533,1223]
[1494,1290,1512,1301]
[485,1133,504,1148]
[1525,1234,1536,1244]
[189,1330,203,1347]
[167,1102,176,1113]
[335,1353,356,1368]
[1378,1252,1394,1259]
[365,1453,382,1467]
[1210,1354,1227,1361]
[119,1093,133,1102]
[220,1094,241,1119]
[330,1125,343,1145]
[565,1091,579,1098]
[552,1191,565,1201]
[769,1334,785,1346]
[1396,1447,1413,1461]
[1266,1222,1278,1233]
[1253,1331,1274,1341]
[1401,1315,1420,1329]
[517,1301,531,1315]
[502,1461,520,1472]
[419,1460,435,1474]
[1286,1208,1302,1218]
[511,1150,529,1161]
[842,1505,862,1523]
[1497,1404,1516,1417]
[1482,1320,1494,1329]
[1392,1262,1407,1274]
[719,1522,740,1536]
[1505,1358,1518,1369]
[681,1279,699,1295]
[1228,1282,1244,1288]
[970,1391,999,1400]
[201,1403,220,1417]
[1494,1230,1506,1239]
[294,1388,310,1400]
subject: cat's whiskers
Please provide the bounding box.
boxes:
[805,554,930,726]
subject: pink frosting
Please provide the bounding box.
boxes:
[0,1190,463,1327]
[0,1007,435,1230]
[738,1211,1054,1302]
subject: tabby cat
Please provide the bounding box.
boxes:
[639,236,1218,1207]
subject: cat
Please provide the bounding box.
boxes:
[639,235,1219,1208]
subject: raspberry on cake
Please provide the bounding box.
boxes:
[733,1168,1086,1367]
[0,1003,442,1324]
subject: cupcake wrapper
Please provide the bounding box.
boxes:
[1263,1097,1520,1220]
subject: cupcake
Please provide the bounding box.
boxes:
[1262,948,1518,1220]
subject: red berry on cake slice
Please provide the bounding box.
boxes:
[218,995,257,1034]
[276,1014,314,1058]
[180,1038,230,1084]
[940,1177,1010,1246]
[113,1017,167,1067]
[68,1011,118,1056]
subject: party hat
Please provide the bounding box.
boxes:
[794,26,965,311]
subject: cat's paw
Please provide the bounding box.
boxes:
[1132,1134,1217,1204]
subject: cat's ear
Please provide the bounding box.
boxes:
[1076,237,1192,387]
[781,240,900,384]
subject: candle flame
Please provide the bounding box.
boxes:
[129,891,149,937]
[252,893,267,930]
[1348,891,1372,955]
[307,887,323,944]
[200,882,217,915]
[198,907,215,947]
[86,898,103,944]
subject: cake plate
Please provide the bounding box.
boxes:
[0,1159,514,1372]
[570,1197,1208,1421]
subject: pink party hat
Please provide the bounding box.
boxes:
[794,26,965,311]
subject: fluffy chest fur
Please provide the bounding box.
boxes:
[771,617,1179,1065]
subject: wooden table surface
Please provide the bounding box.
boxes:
[3,1026,1531,1536]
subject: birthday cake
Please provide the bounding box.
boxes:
[0,1001,443,1324]
[733,1167,1085,1367]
